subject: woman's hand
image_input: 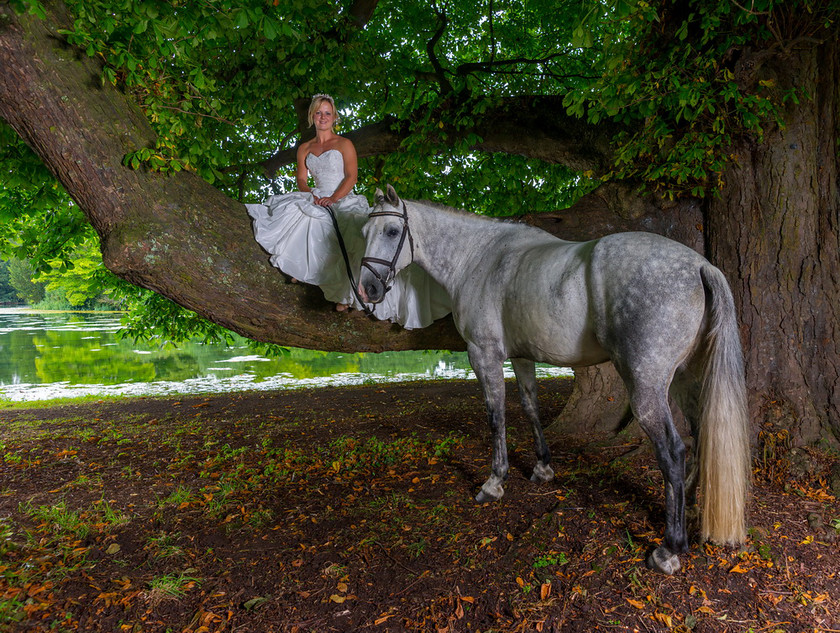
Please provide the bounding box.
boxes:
[314,195,337,207]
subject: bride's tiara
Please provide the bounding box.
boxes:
[311,93,334,102]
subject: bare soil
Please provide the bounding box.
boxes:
[1,378,838,632]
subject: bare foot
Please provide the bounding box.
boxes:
[335,303,349,312]
[290,278,299,284]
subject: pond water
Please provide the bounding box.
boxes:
[0,309,572,402]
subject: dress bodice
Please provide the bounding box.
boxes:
[305,149,345,197]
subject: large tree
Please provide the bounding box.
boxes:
[0,0,838,446]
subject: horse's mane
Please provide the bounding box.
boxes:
[405,198,560,245]
[408,198,520,226]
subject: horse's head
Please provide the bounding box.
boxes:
[359,184,414,304]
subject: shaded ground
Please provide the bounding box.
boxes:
[1,378,838,632]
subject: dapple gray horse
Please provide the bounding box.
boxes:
[358,185,750,575]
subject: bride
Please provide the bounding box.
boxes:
[246,94,450,330]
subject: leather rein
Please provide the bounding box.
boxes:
[359,200,414,298]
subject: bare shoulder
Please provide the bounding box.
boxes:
[297,138,316,157]
[334,135,357,156]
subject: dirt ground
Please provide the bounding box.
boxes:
[1,377,839,632]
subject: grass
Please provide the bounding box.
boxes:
[146,572,201,601]
[156,486,196,509]
[20,500,91,539]
[0,393,131,410]
[146,532,185,560]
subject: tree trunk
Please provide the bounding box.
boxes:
[706,42,840,445]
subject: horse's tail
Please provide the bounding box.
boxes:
[697,265,750,546]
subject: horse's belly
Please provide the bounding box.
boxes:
[507,326,608,367]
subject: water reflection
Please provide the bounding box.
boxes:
[0,308,572,402]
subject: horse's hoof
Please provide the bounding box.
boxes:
[475,477,505,503]
[475,490,497,503]
[647,546,681,575]
[530,462,555,483]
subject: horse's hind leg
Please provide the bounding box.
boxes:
[670,369,703,525]
[510,358,554,483]
[629,386,688,575]
[469,343,509,503]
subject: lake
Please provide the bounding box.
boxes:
[0,309,572,402]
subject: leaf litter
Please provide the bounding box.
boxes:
[0,378,838,632]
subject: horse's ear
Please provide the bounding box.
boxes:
[374,188,385,204]
[385,184,400,205]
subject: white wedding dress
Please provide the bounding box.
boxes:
[246,149,451,329]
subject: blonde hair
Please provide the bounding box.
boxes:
[307,94,340,128]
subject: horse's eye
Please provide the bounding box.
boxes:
[386,227,400,238]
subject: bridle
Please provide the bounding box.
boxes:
[360,200,414,298]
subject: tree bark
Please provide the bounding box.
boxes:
[706,42,840,445]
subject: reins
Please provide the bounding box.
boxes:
[324,204,376,317]
[360,200,414,299]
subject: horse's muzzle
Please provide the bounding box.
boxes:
[359,278,386,304]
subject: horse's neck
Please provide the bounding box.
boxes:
[408,202,502,291]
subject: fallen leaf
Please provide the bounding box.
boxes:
[654,612,673,627]
[337,582,348,593]
[243,596,269,610]
[329,594,346,604]
[455,600,464,619]
[540,583,551,600]
[626,598,645,609]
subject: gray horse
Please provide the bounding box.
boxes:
[358,185,750,575]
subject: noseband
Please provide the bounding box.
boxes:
[360,201,414,297]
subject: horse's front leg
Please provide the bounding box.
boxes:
[510,358,554,483]
[469,343,509,503]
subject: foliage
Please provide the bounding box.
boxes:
[35,239,121,309]
[562,0,840,197]
[0,123,87,271]
[0,260,22,304]
[2,0,839,340]
[6,258,45,305]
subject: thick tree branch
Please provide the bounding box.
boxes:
[0,2,461,352]
[347,0,380,28]
[259,96,618,177]
[0,1,694,356]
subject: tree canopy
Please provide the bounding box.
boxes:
[1,0,838,442]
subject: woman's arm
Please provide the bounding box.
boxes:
[295,143,311,193]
